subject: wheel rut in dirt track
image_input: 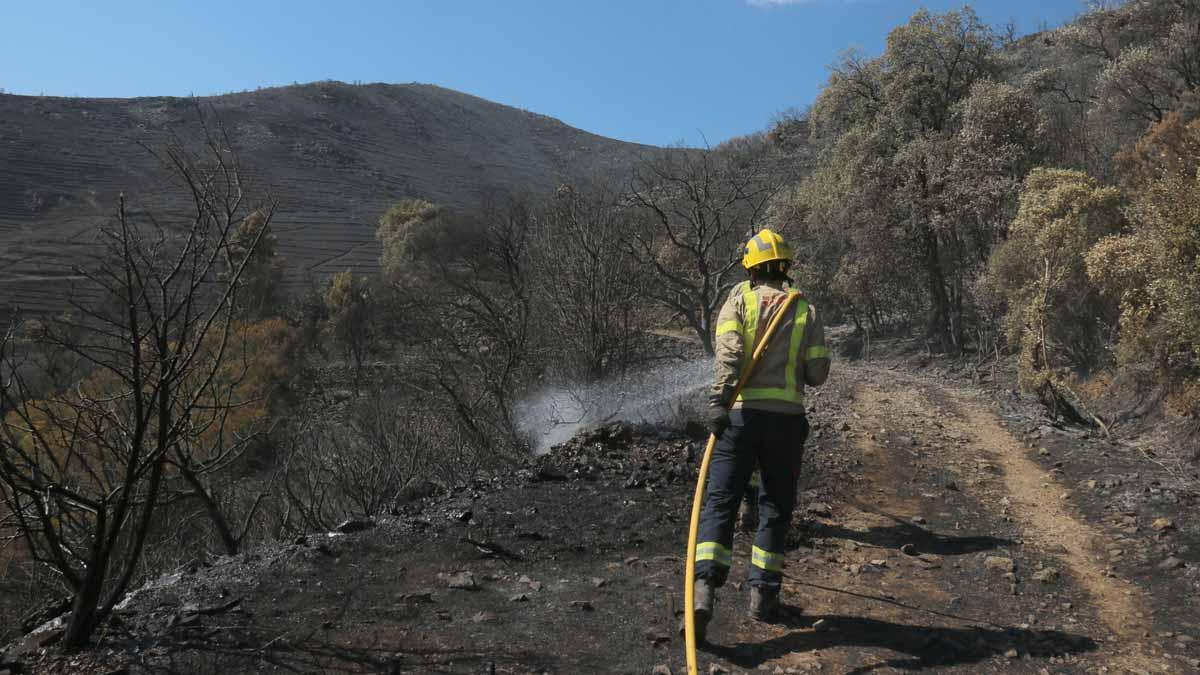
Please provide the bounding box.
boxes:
[701,363,1167,674]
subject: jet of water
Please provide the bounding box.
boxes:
[515,359,711,454]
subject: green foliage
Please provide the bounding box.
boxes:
[226,210,285,318]
[986,168,1123,386]
[795,7,1048,347]
[1087,116,1200,400]
[375,199,443,285]
[323,270,374,392]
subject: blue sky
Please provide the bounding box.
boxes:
[3,0,1088,146]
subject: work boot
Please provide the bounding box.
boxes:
[694,578,715,642]
[749,586,780,622]
[737,498,759,533]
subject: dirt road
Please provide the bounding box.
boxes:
[10,362,1198,674]
[705,364,1190,674]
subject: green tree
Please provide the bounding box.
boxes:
[1087,116,1200,402]
[800,8,1048,349]
[375,199,443,287]
[225,209,285,318]
[987,168,1123,389]
[323,271,374,394]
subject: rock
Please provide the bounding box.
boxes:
[1038,447,1051,456]
[1005,648,1019,659]
[1159,556,1186,570]
[334,518,375,534]
[911,516,927,524]
[1152,517,1175,531]
[645,629,671,647]
[471,611,497,623]
[652,665,673,675]
[944,480,959,491]
[591,577,607,588]
[509,593,530,602]
[984,556,1016,573]
[900,543,919,556]
[20,596,71,634]
[536,465,568,482]
[707,664,730,674]
[442,571,478,590]
[1032,567,1060,583]
[36,628,64,647]
[570,600,595,611]
[807,502,833,517]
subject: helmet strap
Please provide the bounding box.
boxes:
[749,260,791,286]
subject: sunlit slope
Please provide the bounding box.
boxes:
[0,81,655,316]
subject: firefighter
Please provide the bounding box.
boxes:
[693,228,830,640]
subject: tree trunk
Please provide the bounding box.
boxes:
[922,225,953,351]
[179,464,240,555]
[62,509,108,650]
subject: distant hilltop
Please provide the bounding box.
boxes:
[0,81,658,316]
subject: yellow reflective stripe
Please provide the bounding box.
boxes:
[806,345,830,360]
[785,297,809,397]
[751,545,785,572]
[739,387,805,404]
[696,541,732,567]
[748,470,761,488]
[741,282,758,364]
[735,291,810,406]
[734,282,759,383]
[716,320,742,336]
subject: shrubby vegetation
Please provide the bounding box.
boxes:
[4,0,1199,651]
[780,2,1200,418]
[0,125,289,647]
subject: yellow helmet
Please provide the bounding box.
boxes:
[742,229,793,270]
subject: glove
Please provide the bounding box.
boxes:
[706,403,731,438]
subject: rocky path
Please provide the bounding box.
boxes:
[8,362,1198,675]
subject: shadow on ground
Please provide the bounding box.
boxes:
[807,507,1015,556]
[703,613,1097,673]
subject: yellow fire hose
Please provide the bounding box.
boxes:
[684,291,801,675]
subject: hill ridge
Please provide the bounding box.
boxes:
[0,80,657,318]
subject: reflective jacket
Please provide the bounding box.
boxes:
[711,280,830,415]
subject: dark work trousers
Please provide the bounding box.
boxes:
[695,408,809,591]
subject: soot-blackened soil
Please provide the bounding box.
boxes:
[7,359,1200,674]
